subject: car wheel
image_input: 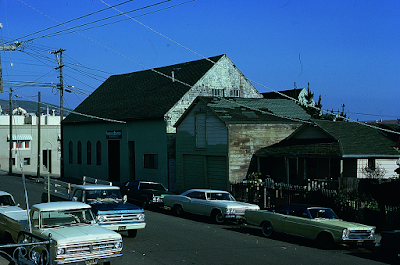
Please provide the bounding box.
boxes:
[128,229,138,238]
[318,232,334,249]
[173,205,184,216]
[212,210,225,224]
[261,221,273,237]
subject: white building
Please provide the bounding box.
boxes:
[0,107,62,176]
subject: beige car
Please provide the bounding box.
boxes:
[245,204,375,249]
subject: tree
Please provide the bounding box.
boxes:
[299,84,348,121]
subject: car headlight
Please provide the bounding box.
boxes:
[342,228,349,239]
[370,228,375,238]
[57,248,66,255]
[114,241,122,249]
[138,214,145,221]
[97,215,106,222]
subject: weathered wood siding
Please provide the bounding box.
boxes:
[228,123,302,183]
[166,55,261,133]
[175,101,229,192]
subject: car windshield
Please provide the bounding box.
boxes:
[86,189,122,202]
[207,192,235,201]
[139,183,166,191]
[40,208,95,228]
[308,208,339,219]
[0,195,16,207]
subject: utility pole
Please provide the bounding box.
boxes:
[0,45,16,93]
[37,91,41,178]
[9,87,12,173]
[51,48,65,177]
[1,23,20,174]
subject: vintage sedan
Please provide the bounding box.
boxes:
[245,204,376,249]
[120,180,174,208]
[163,189,260,223]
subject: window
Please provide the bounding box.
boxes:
[87,141,92,165]
[144,154,158,169]
[230,89,240,97]
[69,141,73,163]
[77,141,82,164]
[368,158,376,171]
[24,158,30,165]
[195,113,206,148]
[212,89,224,97]
[96,141,101,165]
[13,140,30,150]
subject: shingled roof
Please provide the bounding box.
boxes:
[175,96,311,127]
[63,55,224,124]
[255,120,400,158]
[261,88,305,100]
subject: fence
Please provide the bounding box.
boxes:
[230,178,338,210]
[0,231,53,265]
[230,178,400,230]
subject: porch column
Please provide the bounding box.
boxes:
[285,157,289,184]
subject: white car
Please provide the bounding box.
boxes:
[163,189,260,223]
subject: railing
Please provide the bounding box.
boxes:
[231,178,338,209]
[0,231,54,265]
[83,176,112,186]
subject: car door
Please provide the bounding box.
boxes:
[185,191,209,215]
[270,205,289,233]
[283,205,313,237]
[124,181,140,202]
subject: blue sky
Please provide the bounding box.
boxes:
[0,0,399,121]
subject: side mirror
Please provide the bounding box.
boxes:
[123,195,128,203]
[72,197,78,202]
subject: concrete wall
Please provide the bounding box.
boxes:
[0,124,61,176]
[63,119,169,187]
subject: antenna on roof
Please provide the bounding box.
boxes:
[172,68,181,82]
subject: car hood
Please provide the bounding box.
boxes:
[313,219,375,230]
[39,224,121,245]
[90,201,144,214]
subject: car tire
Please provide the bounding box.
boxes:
[173,205,184,216]
[261,221,273,237]
[212,210,225,224]
[318,232,334,249]
[128,229,138,238]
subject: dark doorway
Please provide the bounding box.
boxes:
[42,150,52,173]
[108,140,120,183]
[128,141,135,180]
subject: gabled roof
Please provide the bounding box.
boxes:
[255,119,400,158]
[175,96,311,127]
[261,88,305,100]
[63,55,224,124]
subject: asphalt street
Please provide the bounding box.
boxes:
[0,171,396,265]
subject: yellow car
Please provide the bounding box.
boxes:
[245,204,375,249]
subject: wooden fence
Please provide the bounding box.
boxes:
[230,178,400,230]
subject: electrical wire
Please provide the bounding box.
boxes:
[3,1,399,135]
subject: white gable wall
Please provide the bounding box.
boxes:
[165,55,261,133]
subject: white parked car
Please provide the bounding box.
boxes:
[163,189,260,223]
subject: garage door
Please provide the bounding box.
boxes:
[183,155,205,190]
[207,156,228,191]
[183,155,228,191]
